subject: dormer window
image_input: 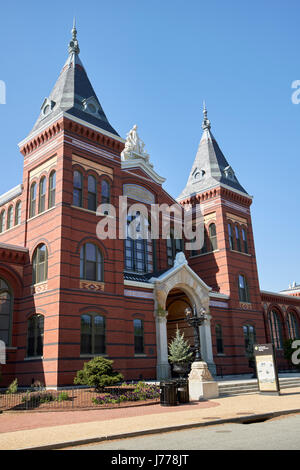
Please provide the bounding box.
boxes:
[224,165,235,181]
[82,97,99,115]
[41,98,56,117]
[192,168,205,181]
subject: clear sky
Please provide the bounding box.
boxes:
[0,0,299,292]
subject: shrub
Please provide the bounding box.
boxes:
[56,391,70,402]
[92,381,160,405]
[6,378,18,394]
[74,357,123,392]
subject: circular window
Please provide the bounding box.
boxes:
[43,105,50,115]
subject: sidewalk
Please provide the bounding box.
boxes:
[0,386,300,450]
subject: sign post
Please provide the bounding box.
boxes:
[254,343,280,395]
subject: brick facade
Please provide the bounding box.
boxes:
[0,34,299,388]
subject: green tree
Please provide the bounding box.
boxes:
[6,378,18,394]
[74,357,123,391]
[168,328,193,364]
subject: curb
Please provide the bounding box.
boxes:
[19,408,300,450]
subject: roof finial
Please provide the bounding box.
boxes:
[202,100,211,130]
[68,18,80,55]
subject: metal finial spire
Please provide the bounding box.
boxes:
[202,101,211,130]
[68,18,80,55]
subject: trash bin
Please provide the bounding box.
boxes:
[160,380,178,406]
[176,379,190,404]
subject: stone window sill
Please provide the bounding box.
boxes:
[230,249,251,257]
[190,249,219,258]
[71,205,115,218]
[28,205,56,222]
[24,356,43,361]
[80,354,108,358]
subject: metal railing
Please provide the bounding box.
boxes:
[0,383,160,411]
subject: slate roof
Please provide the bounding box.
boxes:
[124,268,170,283]
[177,107,248,200]
[31,28,119,137]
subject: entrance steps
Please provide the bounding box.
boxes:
[217,375,300,396]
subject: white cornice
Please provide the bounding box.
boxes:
[0,242,28,252]
[124,280,154,289]
[177,182,253,203]
[209,291,230,299]
[0,184,23,206]
[121,159,166,185]
[18,111,125,148]
[261,290,300,301]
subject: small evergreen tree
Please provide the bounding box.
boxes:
[168,328,193,364]
[74,357,123,391]
[6,378,18,394]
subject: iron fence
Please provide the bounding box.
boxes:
[0,383,160,411]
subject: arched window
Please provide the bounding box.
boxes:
[32,244,48,284]
[88,175,97,211]
[29,182,37,218]
[101,180,110,205]
[287,312,299,340]
[209,223,218,251]
[243,324,256,357]
[80,313,105,355]
[15,201,21,226]
[134,319,144,354]
[228,223,234,250]
[215,324,224,355]
[80,243,103,281]
[235,225,241,251]
[125,213,153,272]
[73,170,83,207]
[238,274,250,303]
[27,314,44,357]
[268,310,284,349]
[38,176,46,213]
[0,279,13,346]
[200,227,209,254]
[48,171,56,209]
[0,210,5,233]
[242,228,248,254]
[7,205,13,230]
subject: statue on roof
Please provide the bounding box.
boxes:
[121,124,153,167]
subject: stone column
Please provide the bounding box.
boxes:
[155,310,171,380]
[199,313,217,376]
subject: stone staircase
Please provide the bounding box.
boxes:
[218,376,300,396]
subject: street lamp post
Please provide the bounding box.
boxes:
[184,304,207,362]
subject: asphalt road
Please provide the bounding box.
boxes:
[70,413,300,450]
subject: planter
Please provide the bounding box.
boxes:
[172,362,191,378]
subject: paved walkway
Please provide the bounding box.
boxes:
[0,387,300,450]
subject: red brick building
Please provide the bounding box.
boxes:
[0,27,299,388]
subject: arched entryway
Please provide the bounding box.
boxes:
[166,288,194,351]
[151,252,216,380]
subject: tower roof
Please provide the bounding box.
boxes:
[31,22,119,137]
[177,105,248,201]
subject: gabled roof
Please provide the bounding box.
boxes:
[177,105,248,201]
[31,22,119,137]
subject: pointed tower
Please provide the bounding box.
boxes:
[178,103,247,201]
[16,24,125,387]
[178,106,265,374]
[31,20,119,137]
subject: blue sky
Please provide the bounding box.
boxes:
[0,0,299,292]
